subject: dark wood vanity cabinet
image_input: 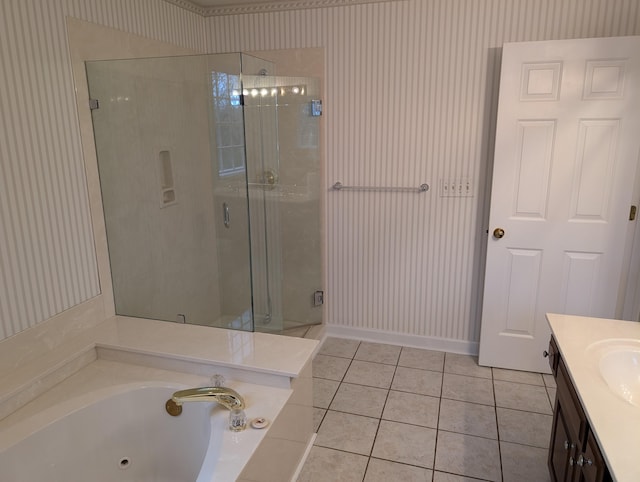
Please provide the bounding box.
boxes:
[546,336,560,375]
[547,336,612,482]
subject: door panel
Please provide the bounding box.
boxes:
[479,36,640,372]
[561,252,601,315]
[520,62,562,101]
[571,120,618,220]
[583,60,626,99]
[504,248,542,336]
[514,121,555,218]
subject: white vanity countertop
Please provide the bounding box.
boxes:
[546,313,640,482]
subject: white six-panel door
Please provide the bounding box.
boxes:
[479,36,640,373]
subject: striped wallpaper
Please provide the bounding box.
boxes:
[208,0,640,348]
[0,0,205,339]
[1,0,640,347]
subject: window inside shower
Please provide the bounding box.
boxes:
[211,72,245,177]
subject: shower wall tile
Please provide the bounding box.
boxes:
[207,0,640,347]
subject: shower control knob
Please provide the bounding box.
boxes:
[262,168,277,186]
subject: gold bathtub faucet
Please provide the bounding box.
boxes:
[165,386,245,416]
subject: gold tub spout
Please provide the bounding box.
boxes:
[165,387,245,416]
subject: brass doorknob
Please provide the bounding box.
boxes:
[493,228,505,239]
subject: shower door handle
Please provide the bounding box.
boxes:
[223,202,230,228]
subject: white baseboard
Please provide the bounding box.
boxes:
[324,324,479,355]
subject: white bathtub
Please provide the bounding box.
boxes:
[0,335,313,482]
[0,383,219,482]
[0,358,304,482]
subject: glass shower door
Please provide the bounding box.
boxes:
[241,56,323,334]
[87,53,254,331]
[86,52,323,335]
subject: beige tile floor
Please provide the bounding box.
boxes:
[298,337,556,482]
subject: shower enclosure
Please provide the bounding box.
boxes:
[86,53,322,334]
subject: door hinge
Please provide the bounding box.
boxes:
[313,290,324,306]
[89,98,100,110]
[630,205,637,221]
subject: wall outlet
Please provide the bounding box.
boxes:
[313,290,324,306]
[440,178,473,197]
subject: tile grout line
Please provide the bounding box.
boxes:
[310,339,551,481]
[491,366,505,482]
[327,341,360,425]
[361,354,397,481]
[312,341,359,434]
[431,352,447,482]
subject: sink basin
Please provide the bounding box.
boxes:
[591,339,640,408]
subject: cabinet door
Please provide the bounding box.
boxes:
[549,399,577,482]
[557,360,587,446]
[547,336,560,376]
[573,431,610,482]
[548,339,612,482]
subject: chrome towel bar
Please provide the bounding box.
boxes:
[331,181,429,193]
